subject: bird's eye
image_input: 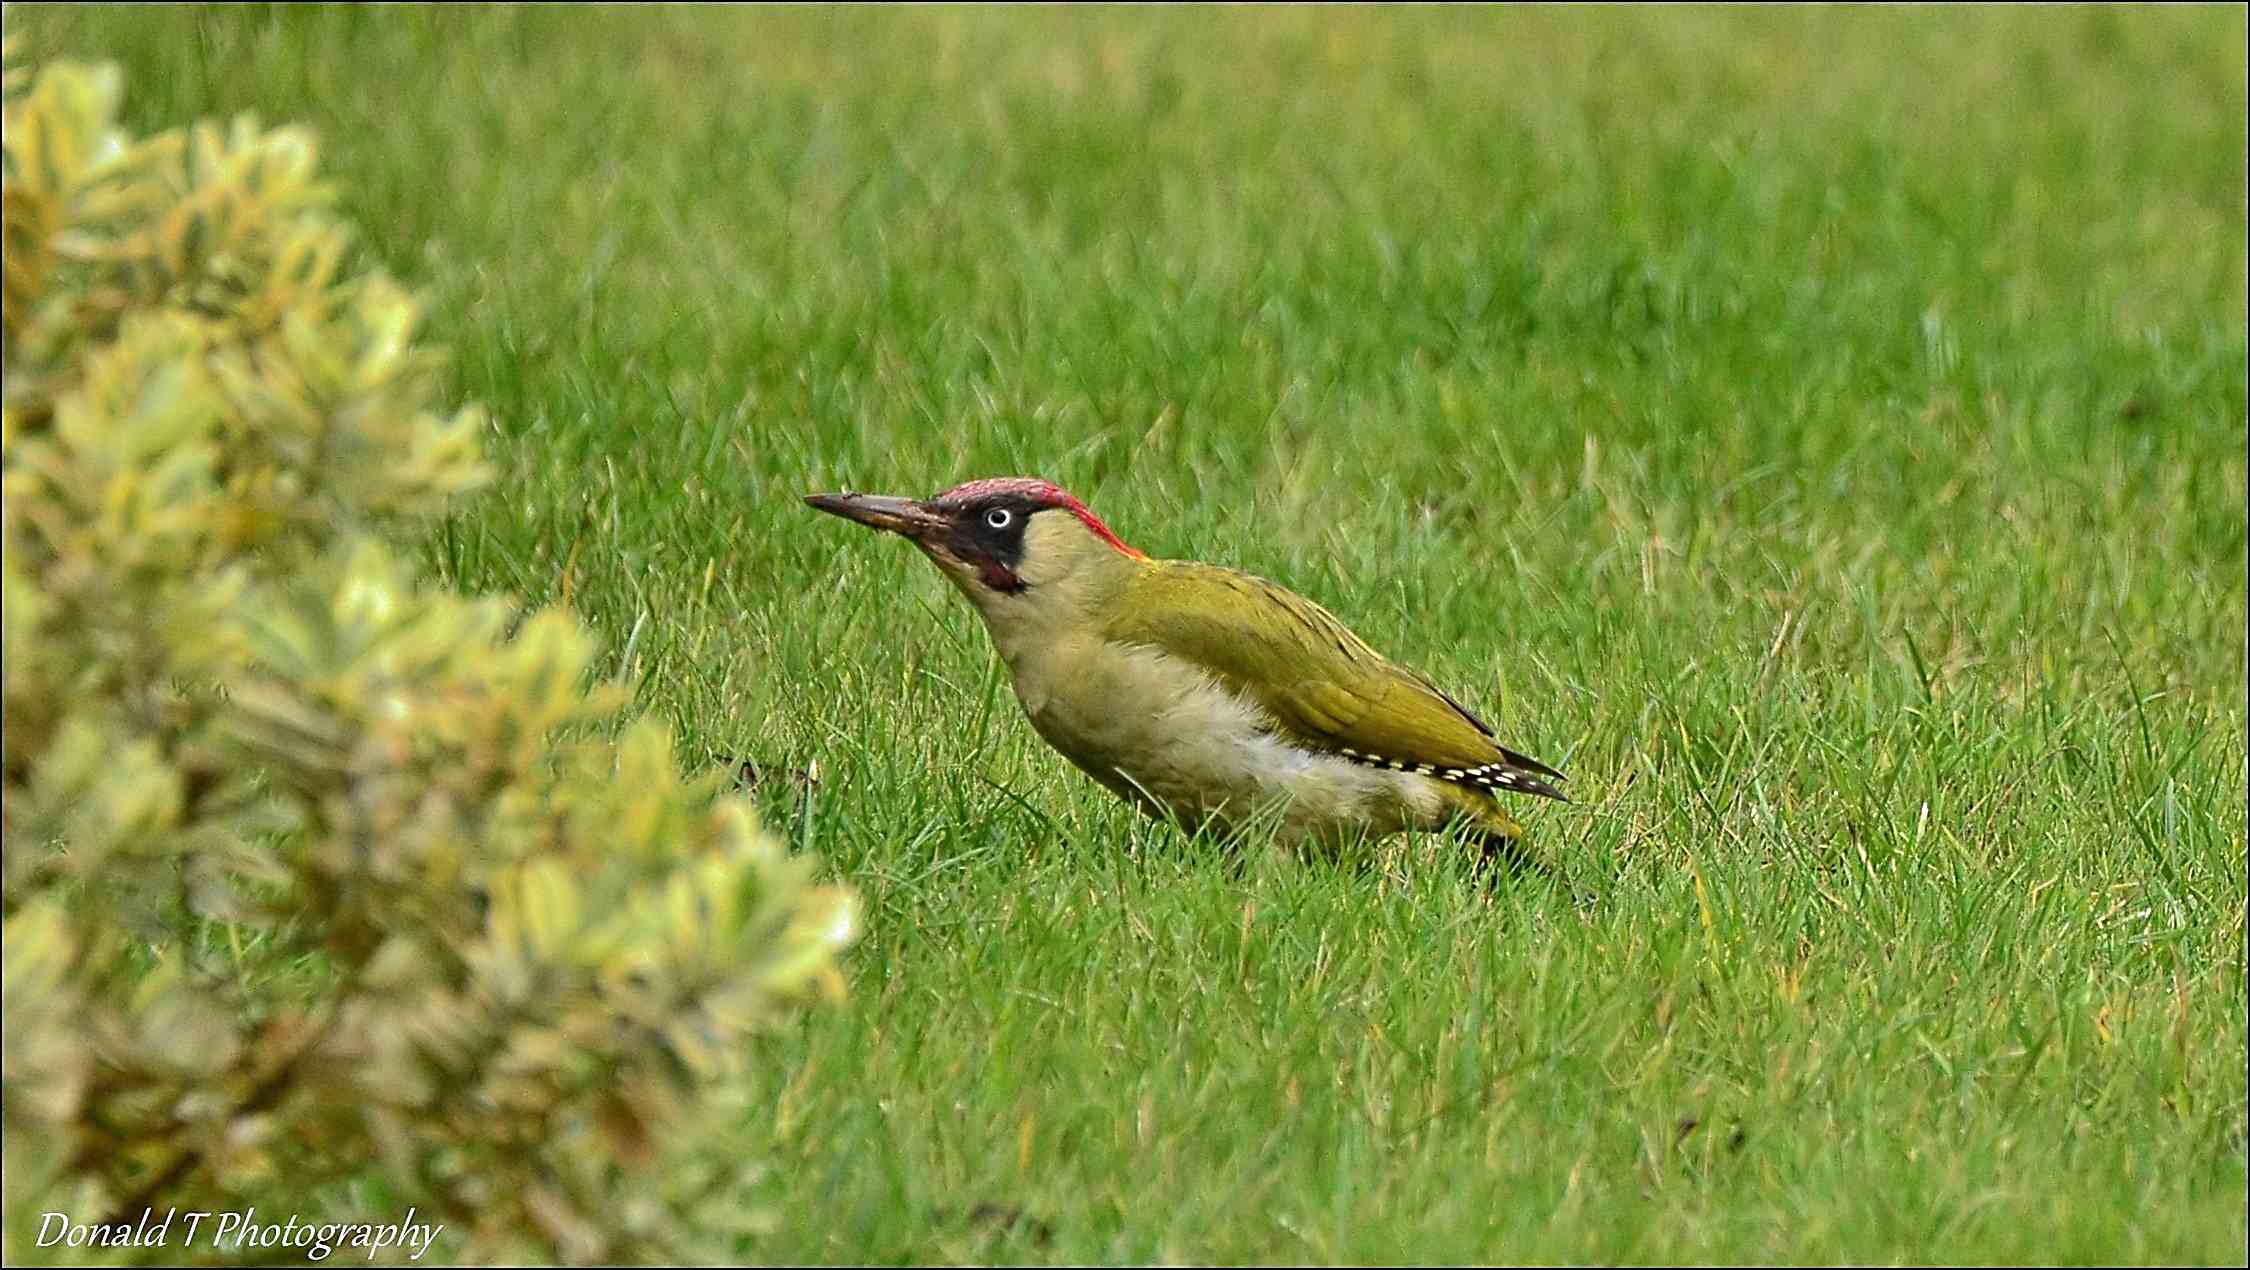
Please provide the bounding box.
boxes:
[984,508,1014,530]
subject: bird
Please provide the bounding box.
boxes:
[805,477,1567,876]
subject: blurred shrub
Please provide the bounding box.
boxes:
[2,47,858,1264]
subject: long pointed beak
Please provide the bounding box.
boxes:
[803,491,949,540]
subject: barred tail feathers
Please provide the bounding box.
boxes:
[1331,747,1569,802]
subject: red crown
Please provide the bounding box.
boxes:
[934,478,1144,559]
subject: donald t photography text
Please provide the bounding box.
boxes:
[35,1208,444,1262]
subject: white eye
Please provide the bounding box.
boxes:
[984,508,1014,530]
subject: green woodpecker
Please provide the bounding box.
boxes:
[806,478,1565,869]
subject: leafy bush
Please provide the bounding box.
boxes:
[2,47,858,1264]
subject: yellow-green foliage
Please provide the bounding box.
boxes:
[2,49,859,1264]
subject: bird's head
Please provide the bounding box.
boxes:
[806,478,1146,629]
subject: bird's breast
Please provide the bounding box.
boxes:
[1007,639,1445,842]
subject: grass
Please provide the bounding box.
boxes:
[13,4,2246,1263]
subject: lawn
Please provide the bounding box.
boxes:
[11,5,2246,1263]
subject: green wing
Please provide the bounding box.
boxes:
[1103,561,1565,800]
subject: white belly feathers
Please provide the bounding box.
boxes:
[1011,642,1448,843]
